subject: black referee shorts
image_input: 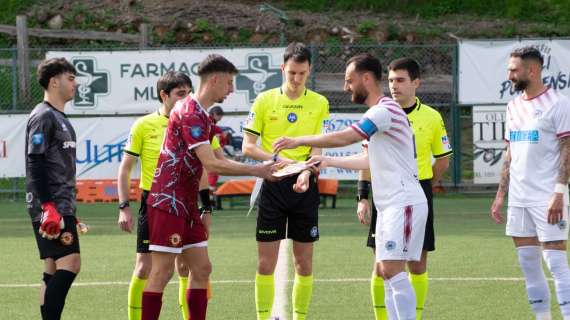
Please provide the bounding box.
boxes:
[256,174,320,243]
[33,215,80,261]
[136,190,150,253]
[367,179,435,251]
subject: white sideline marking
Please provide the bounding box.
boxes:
[272,239,289,320]
[0,276,541,288]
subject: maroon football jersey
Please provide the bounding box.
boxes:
[148,96,215,218]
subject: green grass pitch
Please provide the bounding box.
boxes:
[0,196,567,319]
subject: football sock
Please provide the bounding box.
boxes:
[40,272,53,319]
[128,275,147,320]
[387,272,416,320]
[409,272,429,319]
[371,274,387,320]
[255,273,274,320]
[384,280,397,319]
[536,312,552,320]
[142,291,163,320]
[187,288,208,320]
[517,246,551,315]
[543,249,570,317]
[43,269,77,320]
[292,273,313,320]
[207,279,213,300]
[179,276,189,320]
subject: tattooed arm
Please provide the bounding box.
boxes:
[490,144,511,224]
[547,136,570,225]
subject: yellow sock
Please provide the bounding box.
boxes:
[179,276,189,320]
[255,273,274,320]
[292,273,313,320]
[207,279,213,300]
[409,272,429,319]
[128,275,146,320]
[371,274,388,320]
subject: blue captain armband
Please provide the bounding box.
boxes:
[356,118,378,137]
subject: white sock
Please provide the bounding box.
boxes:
[536,312,552,320]
[517,246,551,315]
[387,272,416,320]
[543,249,570,317]
[384,283,397,320]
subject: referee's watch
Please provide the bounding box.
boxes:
[118,201,130,210]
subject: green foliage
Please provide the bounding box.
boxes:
[356,20,377,35]
[237,28,254,43]
[0,0,40,24]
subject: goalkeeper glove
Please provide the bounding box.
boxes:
[39,202,65,240]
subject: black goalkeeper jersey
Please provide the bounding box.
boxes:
[25,101,77,222]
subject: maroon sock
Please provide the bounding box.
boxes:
[142,291,163,320]
[187,288,208,320]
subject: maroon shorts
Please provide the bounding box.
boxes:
[147,207,208,253]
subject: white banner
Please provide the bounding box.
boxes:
[0,115,140,179]
[459,39,570,104]
[217,113,364,180]
[0,113,364,180]
[472,105,507,184]
[46,48,285,114]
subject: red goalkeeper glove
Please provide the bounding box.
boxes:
[39,202,65,239]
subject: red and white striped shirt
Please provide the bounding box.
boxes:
[352,96,426,211]
[506,87,570,207]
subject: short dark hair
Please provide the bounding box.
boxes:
[511,46,544,66]
[208,105,224,116]
[388,57,421,80]
[284,42,312,65]
[37,58,76,90]
[156,71,192,103]
[346,53,382,81]
[197,54,238,78]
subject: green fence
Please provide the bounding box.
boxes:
[0,43,479,197]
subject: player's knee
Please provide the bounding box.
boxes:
[293,261,312,276]
[257,258,277,275]
[176,262,190,276]
[191,262,212,282]
[407,261,426,274]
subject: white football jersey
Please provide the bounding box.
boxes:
[352,96,426,211]
[506,88,570,207]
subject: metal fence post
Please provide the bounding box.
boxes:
[16,15,30,102]
[11,47,18,110]
[451,43,462,188]
[309,42,318,90]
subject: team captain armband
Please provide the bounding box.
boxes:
[352,118,377,139]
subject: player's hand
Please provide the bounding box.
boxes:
[257,161,281,182]
[547,193,564,225]
[273,136,301,153]
[200,207,212,236]
[490,196,505,224]
[76,217,89,234]
[118,207,133,233]
[39,202,65,239]
[357,199,371,225]
[293,170,311,193]
[307,155,327,169]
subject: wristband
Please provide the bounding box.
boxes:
[554,183,568,194]
[357,180,370,200]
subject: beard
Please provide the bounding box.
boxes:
[351,87,368,104]
[513,79,529,91]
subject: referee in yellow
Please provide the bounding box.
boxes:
[242,42,330,320]
[357,57,452,320]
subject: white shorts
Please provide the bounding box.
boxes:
[375,203,428,262]
[506,206,569,242]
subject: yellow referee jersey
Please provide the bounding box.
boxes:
[124,110,221,191]
[406,97,453,180]
[244,87,330,161]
